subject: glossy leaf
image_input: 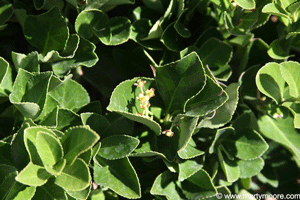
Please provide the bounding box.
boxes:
[256,62,286,104]
[180,169,217,199]
[178,139,205,159]
[61,126,100,165]
[52,37,98,77]
[24,7,69,55]
[95,17,131,46]
[218,148,239,182]
[197,38,233,75]
[178,157,204,182]
[98,135,139,160]
[36,131,63,166]
[55,158,90,191]
[238,157,265,178]
[24,127,57,165]
[33,177,67,200]
[0,57,13,96]
[49,78,90,111]
[257,111,300,163]
[235,0,255,9]
[280,61,300,98]
[0,2,13,26]
[185,76,228,116]
[222,129,268,160]
[94,156,141,199]
[75,9,108,40]
[198,83,239,128]
[15,162,51,186]
[150,171,184,199]
[80,112,110,136]
[155,52,206,114]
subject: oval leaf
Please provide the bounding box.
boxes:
[36,131,63,166]
[256,62,286,104]
[94,156,141,199]
[61,126,100,165]
[24,7,69,55]
[98,135,139,160]
[55,158,90,191]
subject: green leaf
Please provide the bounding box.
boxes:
[222,129,268,160]
[256,164,279,188]
[178,139,205,159]
[267,38,292,60]
[11,122,31,170]
[178,157,204,182]
[78,101,102,115]
[198,38,233,75]
[287,1,300,14]
[0,2,13,26]
[95,17,131,46]
[235,0,255,9]
[24,6,69,55]
[180,169,217,199]
[209,127,235,154]
[24,127,57,165]
[161,22,186,51]
[217,148,239,182]
[262,3,290,19]
[36,131,63,166]
[257,111,300,163]
[0,57,13,96]
[173,115,198,151]
[282,102,300,128]
[237,157,265,178]
[9,69,52,119]
[280,61,300,98]
[49,78,90,111]
[155,52,206,114]
[199,83,239,129]
[55,158,90,191]
[150,171,185,199]
[66,184,91,200]
[184,76,228,116]
[94,156,141,199]
[75,9,108,40]
[15,162,51,187]
[256,62,286,104]
[61,126,100,165]
[3,183,35,200]
[107,77,161,134]
[81,113,110,136]
[130,19,164,50]
[11,51,40,73]
[98,135,139,160]
[33,177,67,200]
[44,159,66,176]
[0,164,17,198]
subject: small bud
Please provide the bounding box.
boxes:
[137,93,149,102]
[162,129,174,137]
[140,101,150,110]
[146,88,155,98]
[134,79,146,88]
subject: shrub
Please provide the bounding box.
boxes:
[0,0,300,199]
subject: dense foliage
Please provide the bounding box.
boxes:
[0,0,300,199]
